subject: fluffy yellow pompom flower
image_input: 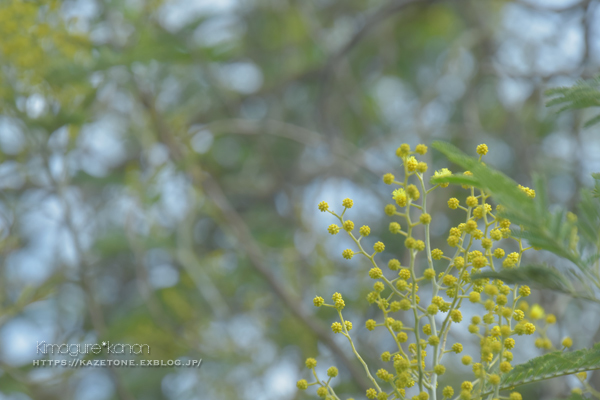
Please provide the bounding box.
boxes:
[331,322,343,333]
[476,144,488,155]
[327,366,338,377]
[530,304,545,320]
[383,173,395,184]
[388,259,401,270]
[398,268,411,280]
[366,319,377,330]
[313,296,324,307]
[451,309,463,323]
[369,267,383,278]
[396,143,410,157]
[523,323,536,335]
[406,156,418,172]
[489,374,500,385]
[393,188,407,207]
[504,338,515,350]
[500,361,512,373]
[406,184,420,200]
[414,240,425,251]
[472,256,487,269]
[415,144,428,154]
[493,248,505,258]
[513,310,524,321]
[318,201,329,212]
[432,168,452,187]
[448,198,459,209]
[327,224,340,235]
[366,388,378,399]
[343,220,354,232]
[469,292,481,303]
[420,213,431,224]
[422,324,432,335]
[466,196,478,208]
[306,358,317,368]
[342,249,353,259]
[432,248,443,260]
[297,379,308,390]
[342,198,353,208]
[384,204,396,216]
[443,386,454,398]
[490,228,502,241]
[374,241,385,253]
[447,236,460,247]
[389,222,401,234]
[360,225,371,236]
[472,206,485,219]
[509,392,522,400]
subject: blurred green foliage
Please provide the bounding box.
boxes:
[0,0,598,399]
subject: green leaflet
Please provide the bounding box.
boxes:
[432,141,600,292]
[472,265,599,304]
[562,393,593,400]
[495,342,600,391]
[429,174,481,188]
[431,141,535,221]
[545,77,600,127]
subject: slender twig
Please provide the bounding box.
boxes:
[135,87,373,392]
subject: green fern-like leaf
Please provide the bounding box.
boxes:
[480,343,600,396]
[591,173,600,199]
[432,141,600,294]
[546,77,600,127]
[562,393,593,400]
[472,264,599,303]
[429,173,481,188]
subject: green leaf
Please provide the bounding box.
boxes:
[433,140,600,299]
[429,174,481,187]
[472,264,599,303]
[584,114,600,128]
[563,393,592,400]
[482,343,600,395]
[545,76,600,127]
[431,141,536,221]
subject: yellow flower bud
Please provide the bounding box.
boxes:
[383,173,395,184]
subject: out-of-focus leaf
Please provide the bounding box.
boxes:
[472,264,599,303]
[430,174,481,188]
[546,77,600,127]
[490,342,600,393]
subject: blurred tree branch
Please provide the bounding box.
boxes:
[135,88,373,391]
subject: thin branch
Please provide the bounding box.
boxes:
[516,0,591,13]
[135,88,373,392]
[327,0,431,69]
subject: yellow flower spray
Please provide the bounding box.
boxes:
[297,144,567,400]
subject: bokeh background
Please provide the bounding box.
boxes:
[1,0,600,399]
